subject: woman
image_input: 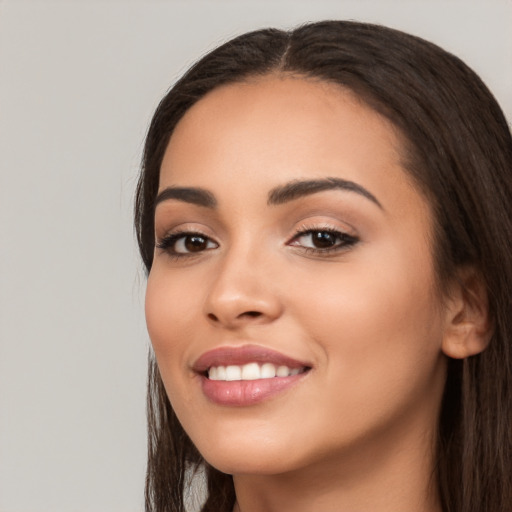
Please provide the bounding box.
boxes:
[135,21,512,512]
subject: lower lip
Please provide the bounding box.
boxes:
[200,373,308,406]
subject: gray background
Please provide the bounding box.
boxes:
[1,1,511,511]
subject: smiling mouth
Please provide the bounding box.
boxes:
[207,362,309,381]
[193,345,312,405]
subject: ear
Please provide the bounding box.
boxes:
[441,266,493,359]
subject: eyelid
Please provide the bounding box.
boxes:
[155,220,216,242]
[153,207,221,239]
[155,225,220,261]
[156,231,217,249]
[287,218,358,241]
[286,221,360,255]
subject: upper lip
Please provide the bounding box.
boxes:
[192,344,311,373]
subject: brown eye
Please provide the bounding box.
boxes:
[290,229,358,253]
[175,234,217,254]
[310,231,337,248]
[157,232,218,255]
[295,230,340,249]
[183,235,208,252]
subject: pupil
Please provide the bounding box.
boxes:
[185,235,207,252]
[313,231,335,248]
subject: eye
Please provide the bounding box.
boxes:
[157,232,218,256]
[290,229,358,252]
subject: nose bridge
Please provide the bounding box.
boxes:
[203,235,282,326]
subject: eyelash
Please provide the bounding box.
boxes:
[156,229,217,260]
[155,226,359,260]
[290,226,359,255]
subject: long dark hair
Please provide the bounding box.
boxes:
[135,21,512,512]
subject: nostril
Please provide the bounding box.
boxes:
[242,311,262,318]
[206,310,265,324]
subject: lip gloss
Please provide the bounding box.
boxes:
[193,345,311,406]
[201,372,307,406]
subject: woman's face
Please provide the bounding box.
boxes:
[145,76,448,476]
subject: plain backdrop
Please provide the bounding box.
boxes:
[0,1,511,511]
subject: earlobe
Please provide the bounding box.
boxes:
[441,266,493,359]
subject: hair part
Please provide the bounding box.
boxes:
[135,20,512,512]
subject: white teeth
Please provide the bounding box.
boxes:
[217,366,227,380]
[260,363,276,378]
[225,365,242,381]
[276,365,290,377]
[208,362,303,381]
[241,362,260,380]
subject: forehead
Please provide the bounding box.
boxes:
[159,76,419,214]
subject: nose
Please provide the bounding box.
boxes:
[203,245,283,329]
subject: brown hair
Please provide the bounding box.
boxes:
[135,21,512,512]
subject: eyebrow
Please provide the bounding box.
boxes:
[154,177,382,210]
[267,177,382,208]
[155,186,217,209]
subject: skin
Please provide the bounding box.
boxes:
[145,76,452,512]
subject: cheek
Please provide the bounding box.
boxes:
[145,267,194,361]
[145,268,202,417]
[294,251,444,402]
[277,260,446,461]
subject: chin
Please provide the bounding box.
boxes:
[191,428,307,476]
[202,450,298,477]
